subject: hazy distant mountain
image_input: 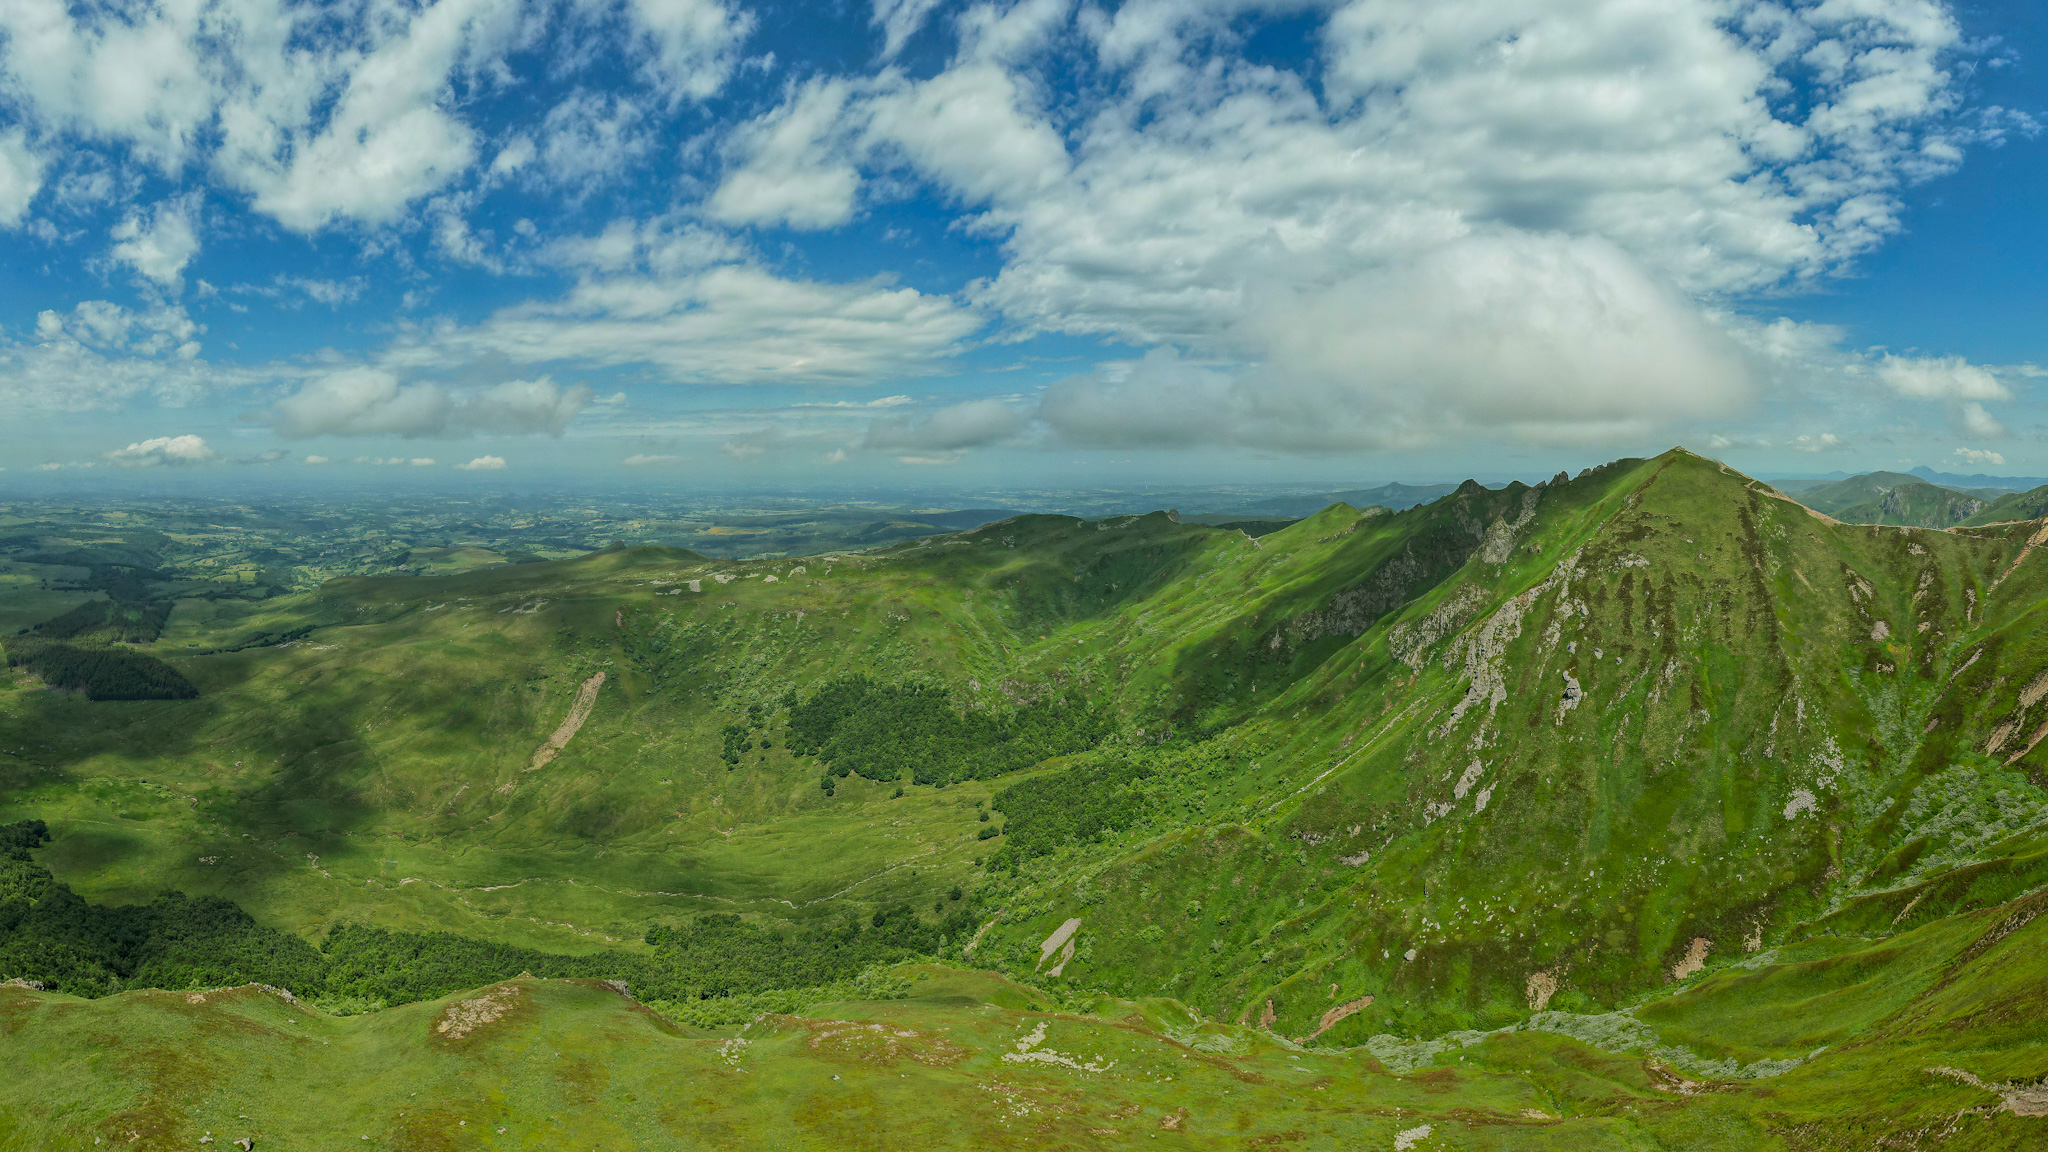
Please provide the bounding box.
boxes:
[1791,471,1988,527]
[1204,481,1460,520]
[1771,466,2048,495]
[1907,465,2048,491]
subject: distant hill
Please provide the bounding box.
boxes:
[1908,465,2048,491]
[1773,465,2048,494]
[1962,483,2048,526]
[1790,470,1988,527]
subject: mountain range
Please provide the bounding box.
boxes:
[1,448,2045,1148]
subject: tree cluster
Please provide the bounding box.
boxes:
[785,675,1110,787]
[0,820,972,1009]
[985,754,1156,871]
[5,640,199,700]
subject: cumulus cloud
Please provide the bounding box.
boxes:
[456,454,507,470]
[0,129,46,226]
[1877,355,2010,401]
[0,302,236,412]
[707,78,865,229]
[1951,447,2005,468]
[104,434,216,466]
[689,0,2008,453]
[624,0,753,103]
[110,199,200,290]
[622,452,683,465]
[268,369,593,438]
[1790,433,1848,453]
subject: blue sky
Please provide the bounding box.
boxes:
[0,0,2040,491]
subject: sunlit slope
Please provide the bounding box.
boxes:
[970,450,2048,1043]
[0,522,1241,943]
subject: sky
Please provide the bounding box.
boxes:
[0,0,2041,494]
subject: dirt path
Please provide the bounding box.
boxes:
[527,672,606,771]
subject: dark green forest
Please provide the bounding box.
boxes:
[0,820,976,1008]
[986,755,1156,871]
[785,675,1111,786]
[4,640,198,700]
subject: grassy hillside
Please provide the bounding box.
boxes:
[3,881,2043,1150]
[1790,470,1988,527]
[1962,483,2048,526]
[2,449,2047,1146]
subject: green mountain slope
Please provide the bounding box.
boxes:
[2,882,2043,1150]
[1962,482,2048,526]
[1790,470,1988,526]
[3,449,2047,1146]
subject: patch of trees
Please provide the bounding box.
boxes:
[5,640,198,700]
[985,755,1156,871]
[785,676,1111,787]
[0,820,972,1009]
[0,823,321,997]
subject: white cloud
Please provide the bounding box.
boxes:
[624,0,753,103]
[219,0,529,231]
[411,457,437,466]
[622,452,683,465]
[36,300,201,357]
[0,0,225,168]
[871,0,946,58]
[269,369,593,438]
[707,78,865,229]
[384,256,982,386]
[864,398,1030,451]
[1957,400,2005,438]
[0,129,46,226]
[1876,354,2009,400]
[0,0,538,231]
[110,198,200,290]
[691,0,2001,452]
[104,433,216,466]
[456,454,507,470]
[1951,447,2005,468]
[1790,432,1848,452]
[303,454,330,464]
[0,302,231,412]
[530,90,649,191]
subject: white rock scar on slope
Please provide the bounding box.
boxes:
[528,672,606,771]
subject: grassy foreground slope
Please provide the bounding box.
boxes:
[2,881,2043,1151]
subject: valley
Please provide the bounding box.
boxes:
[2,449,2046,1149]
